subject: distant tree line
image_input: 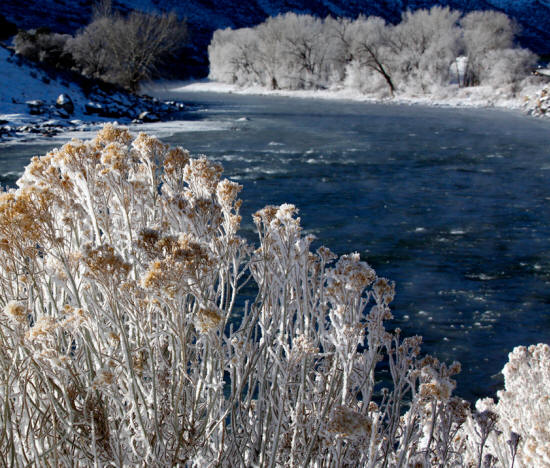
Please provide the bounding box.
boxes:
[209,7,537,96]
[13,1,187,92]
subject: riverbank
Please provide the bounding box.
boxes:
[0,45,186,143]
[170,79,550,117]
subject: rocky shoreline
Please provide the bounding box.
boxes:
[0,90,185,142]
[0,46,187,143]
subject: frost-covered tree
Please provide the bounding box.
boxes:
[346,16,396,96]
[460,10,518,87]
[211,14,334,90]
[325,17,356,84]
[65,17,113,79]
[255,18,286,89]
[207,8,537,98]
[480,48,537,91]
[277,13,329,89]
[209,27,261,86]
[392,6,462,93]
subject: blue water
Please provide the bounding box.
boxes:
[3,91,550,401]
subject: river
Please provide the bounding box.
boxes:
[3,90,550,401]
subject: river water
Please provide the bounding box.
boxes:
[3,90,550,401]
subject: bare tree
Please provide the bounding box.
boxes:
[256,18,286,89]
[278,13,328,89]
[67,8,187,91]
[326,16,357,83]
[65,18,112,78]
[350,16,397,96]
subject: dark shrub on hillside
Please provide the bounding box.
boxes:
[14,28,74,69]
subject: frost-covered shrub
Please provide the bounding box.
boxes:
[478,48,538,90]
[459,10,529,88]
[0,125,547,466]
[456,344,550,467]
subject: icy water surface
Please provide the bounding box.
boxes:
[3,91,550,401]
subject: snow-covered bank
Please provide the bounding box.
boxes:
[173,80,550,116]
[0,46,185,142]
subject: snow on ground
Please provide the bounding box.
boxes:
[0,46,187,142]
[0,47,89,126]
[173,79,548,114]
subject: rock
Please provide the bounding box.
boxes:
[528,86,550,117]
[41,129,58,137]
[104,106,126,118]
[56,94,74,114]
[138,111,160,122]
[26,100,45,115]
[18,125,41,134]
[41,120,61,127]
[85,101,104,115]
[41,119,69,128]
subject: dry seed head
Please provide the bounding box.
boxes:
[94,123,133,146]
[317,246,337,263]
[82,244,131,279]
[216,178,242,207]
[419,380,452,402]
[92,369,115,389]
[253,205,279,226]
[108,332,120,344]
[449,397,471,424]
[373,277,395,304]
[141,260,164,289]
[184,157,223,196]
[196,306,223,333]
[4,300,28,323]
[368,401,378,412]
[61,306,89,329]
[132,132,168,163]
[100,142,129,173]
[163,147,190,175]
[27,316,59,341]
[293,334,318,356]
[329,406,372,437]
